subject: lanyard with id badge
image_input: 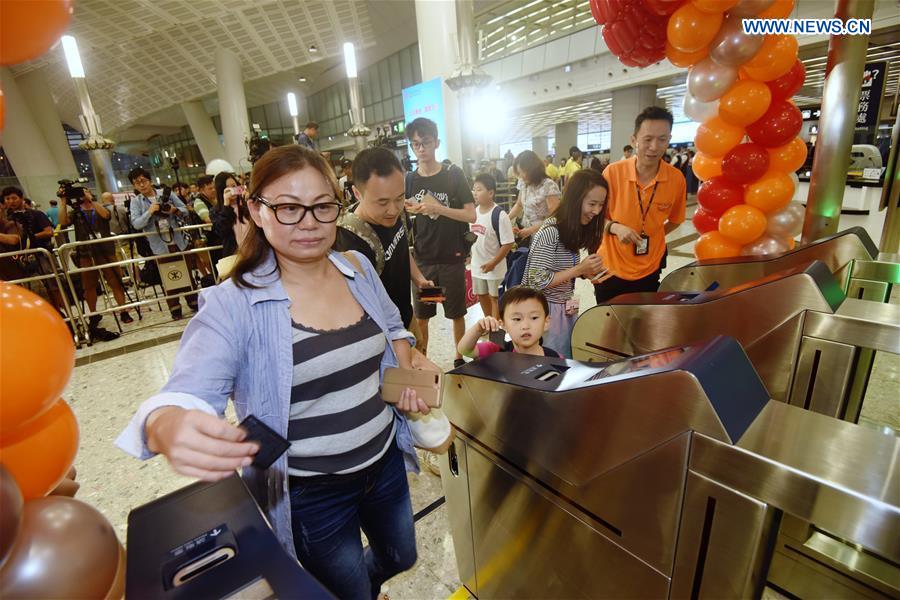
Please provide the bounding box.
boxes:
[633,182,657,256]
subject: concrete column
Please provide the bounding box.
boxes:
[215,48,251,173]
[555,122,578,159]
[181,100,226,164]
[0,67,64,207]
[414,0,463,165]
[532,136,550,159]
[611,85,658,159]
[16,68,78,179]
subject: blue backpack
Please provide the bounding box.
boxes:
[499,246,529,299]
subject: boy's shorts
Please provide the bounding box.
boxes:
[472,276,499,297]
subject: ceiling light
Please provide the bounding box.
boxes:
[298,76,307,83]
[308,44,318,53]
[287,92,298,117]
[61,36,85,78]
[343,42,357,78]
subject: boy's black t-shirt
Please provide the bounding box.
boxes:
[407,165,474,265]
[334,220,413,327]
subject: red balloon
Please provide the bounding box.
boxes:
[697,176,745,216]
[692,207,721,234]
[643,0,685,16]
[766,59,806,100]
[594,0,669,68]
[746,100,802,148]
[722,142,770,184]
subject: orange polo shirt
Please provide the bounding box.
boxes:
[599,157,686,280]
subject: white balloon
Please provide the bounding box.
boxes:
[683,90,720,123]
[765,200,804,238]
[205,159,235,176]
[741,234,790,256]
[789,172,800,200]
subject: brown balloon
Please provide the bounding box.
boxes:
[0,496,120,599]
[0,466,23,568]
[104,543,126,600]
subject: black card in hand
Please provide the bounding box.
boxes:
[238,415,291,469]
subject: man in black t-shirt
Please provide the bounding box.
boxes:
[333,147,433,328]
[404,118,476,367]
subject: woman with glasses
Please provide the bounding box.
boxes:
[117,145,428,600]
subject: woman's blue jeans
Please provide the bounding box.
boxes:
[289,439,417,600]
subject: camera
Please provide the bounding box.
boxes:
[158,185,173,214]
[57,178,89,206]
[249,125,272,164]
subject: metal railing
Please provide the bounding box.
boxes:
[2,224,222,347]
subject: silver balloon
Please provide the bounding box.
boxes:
[741,234,790,256]
[683,90,720,123]
[765,200,804,238]
[729,0,775,17]
[709,14,766,67]
[688,58,739,102]
[0,466,23,569]
[789,171,800,199]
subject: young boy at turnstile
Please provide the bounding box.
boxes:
[458,286,562,359]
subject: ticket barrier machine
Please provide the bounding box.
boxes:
[660,227,899,304]
[440,337,900,599]
[572,260,900,424]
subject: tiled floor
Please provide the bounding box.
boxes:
[62,206,897,599]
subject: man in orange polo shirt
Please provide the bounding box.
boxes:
[595,106,686,304]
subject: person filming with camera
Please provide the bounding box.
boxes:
[58,182,133,341]
[128,167,198,319]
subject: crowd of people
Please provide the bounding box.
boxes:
[3,105,688,600]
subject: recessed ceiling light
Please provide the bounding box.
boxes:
[298,76,307,82]
[308,44,318,53]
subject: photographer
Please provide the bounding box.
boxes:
[1,186,66,312]
[58,184,133,340]
[127,167,198,319]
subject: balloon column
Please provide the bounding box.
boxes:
[0,283,125,599]
[590,0,807,259]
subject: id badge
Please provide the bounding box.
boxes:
[634,234,650,256]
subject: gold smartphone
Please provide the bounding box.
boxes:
[382,367,443,408]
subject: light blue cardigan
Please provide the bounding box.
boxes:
[116,250,418,558]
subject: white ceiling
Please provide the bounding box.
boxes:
[10,0,413,141]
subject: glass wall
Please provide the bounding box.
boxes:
[309,43,421,140]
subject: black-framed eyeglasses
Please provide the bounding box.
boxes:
[254,195,342,225]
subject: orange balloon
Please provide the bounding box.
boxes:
[692,152,724,181]
[695,116,746,158]
[665,41,709,68]
[0,283,75,436]
[759,0,795,19]
[0,399,79,499]
[0,1,73,66]
[667,3,724,53]
[0,88,4,130]
[742,35,798,81]
[745,171,795,213]
[719,80,773,127]
[692,0,739,13]
[767,137,808,172]
[695,231,743,260]
[718,204,768,244]
[787,237,796,250]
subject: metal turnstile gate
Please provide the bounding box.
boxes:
[441,337,899,599]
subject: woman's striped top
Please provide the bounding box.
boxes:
[287,313,394,477]
[522,217,580,304]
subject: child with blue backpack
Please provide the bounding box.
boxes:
[470,173,515,319]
